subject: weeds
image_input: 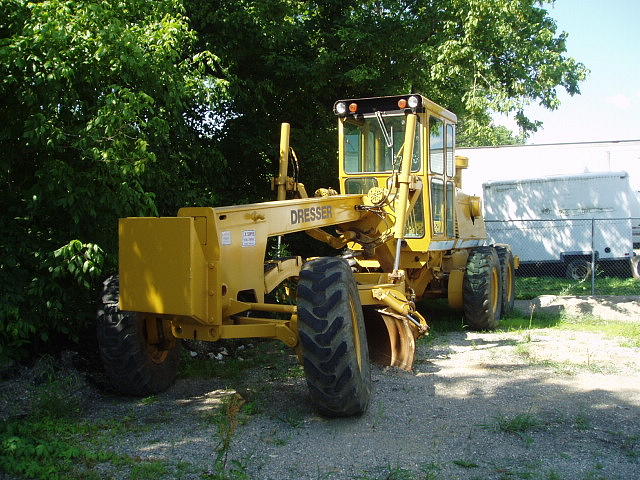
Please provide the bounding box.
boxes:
[419,462,441,480]
[453,459,479,468]
[179,340,301,387]
[201,393,255,479]
[357,464,418,480]
[610,431,640,459]
[496,413,542,434]
[0,416,120,480]
[130,460,169,480]
[355,462,445,480]
[262,429,289,446]
[0,364,200,480]
[203,458,250,480]
[574,412,591,431]
[140,395,158,405]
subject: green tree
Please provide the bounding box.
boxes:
[187,0,586,193]
[457,125,525,147]
[0,0,227,358]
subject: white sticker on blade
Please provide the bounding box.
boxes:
[221,231,232,246]
[242,230,256,247]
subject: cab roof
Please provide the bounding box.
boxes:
[333,94,457,123]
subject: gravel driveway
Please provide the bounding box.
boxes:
[2,300,639,480]
[85,322,639,479]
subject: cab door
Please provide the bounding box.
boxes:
[427,116,456,249]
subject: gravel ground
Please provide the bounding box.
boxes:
[2,298,639,480]
[88,329,639,478]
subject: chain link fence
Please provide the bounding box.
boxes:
[486,218,640,297]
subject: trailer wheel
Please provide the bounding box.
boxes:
[297,257,371,417]
[565,258,592,282]
[97,276,180,396]
[631,257,640,280]
[495,245,515,316]
[463,246,502,330]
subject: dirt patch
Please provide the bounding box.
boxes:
[2,318,640,480]
[514,295,640,322]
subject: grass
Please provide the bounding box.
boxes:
[417,299,467,340]
[609,431,640,459]
[424,290,640,356]
[515,276,639,300]
[0,366,208,480]
[179,340,299,384]
[452,459,479,468]
[513,342,615,375]
[130,461,169,480]
[357,464,438,480]
[498,308,640,349]
[574,412,592,431]
[557,316,640,347]
[495,413,542,434]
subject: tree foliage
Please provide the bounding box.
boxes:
[1,0,585,358]
[188,0,586,192]
[0,0,226,357]
[457,125,525,147]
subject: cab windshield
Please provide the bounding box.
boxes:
[343,115,420,173]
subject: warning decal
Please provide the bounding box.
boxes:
[242,230,256,247]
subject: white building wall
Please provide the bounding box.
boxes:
[457,140,640,197]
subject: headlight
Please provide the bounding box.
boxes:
[335,102,347,115]
[408,95,419,108]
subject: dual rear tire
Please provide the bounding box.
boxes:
[463,245,515,330]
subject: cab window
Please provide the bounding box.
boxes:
[446,124,455,178]
[344,116,421,173]
[429,117,444,174]
[344,177,378,194]
[431,178,445,235]
[446,181,455,237]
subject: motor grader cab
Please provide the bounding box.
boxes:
[98,94,517,417]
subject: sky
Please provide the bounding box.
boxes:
[496,0,640,144]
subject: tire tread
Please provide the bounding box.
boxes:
[97,276,180,396]
[297,258,371,417]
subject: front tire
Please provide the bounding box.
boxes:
[97,276,180,396]
[463,246,502,330]
[297,257,372,417]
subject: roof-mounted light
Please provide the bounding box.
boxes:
[349,103,358,113]
[335,102,347,115]
[397,98,408,109]
[408,95,419,109]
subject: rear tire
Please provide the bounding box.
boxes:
[495,245,515,316]
[463,246,502,330]
[297,257,371,417]
[97,276,180,396]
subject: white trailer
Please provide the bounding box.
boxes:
[482,172,640,279]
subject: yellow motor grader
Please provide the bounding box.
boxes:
[97,94,517,417]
